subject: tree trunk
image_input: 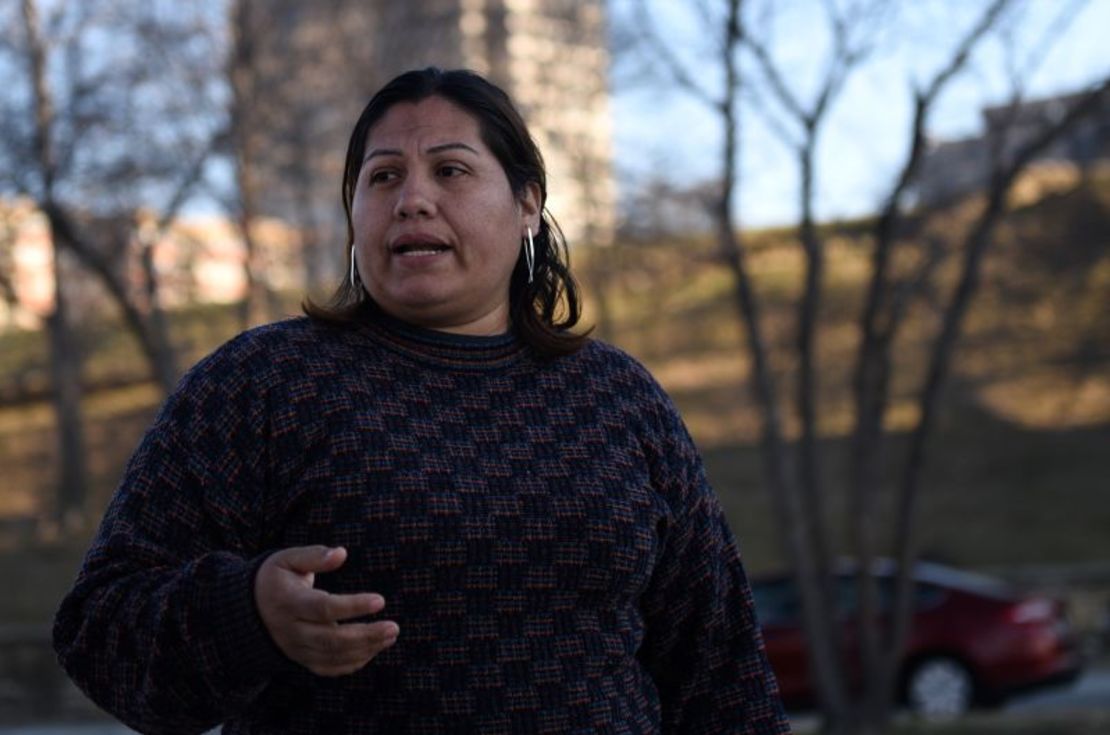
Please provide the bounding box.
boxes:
[45,246,87,527]
[294,167,325,295]
[230,0,271,328]
[582,240,615,342]
[235,152,269,327]
[44,205,179,394]
[0,262,17,311]
[881,75,1110,712]
[23,0,87,527]
[716,0,851,724]
[795,136,838,631]
[139,237,179,390]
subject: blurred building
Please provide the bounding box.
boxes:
[255,0,615,251]
[380,0,617,246]
[914,89,1110,208]
[0,198,301,332]
[1,1,616,331]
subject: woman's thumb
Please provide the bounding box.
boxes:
[275,545,347,575]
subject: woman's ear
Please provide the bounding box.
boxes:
[518,182,542,232]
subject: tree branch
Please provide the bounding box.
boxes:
[880,71,1110,718]
[632,0,721,109]
[849,1,1017,723]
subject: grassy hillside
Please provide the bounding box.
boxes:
[0,178,1107,627]
[576,178,1110,573]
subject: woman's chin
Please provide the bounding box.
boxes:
[376,295,460,327]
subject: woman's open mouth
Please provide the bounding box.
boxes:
[391,235,452,257]
[397,245,449,256]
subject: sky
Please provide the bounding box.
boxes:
[608,0,1110,228]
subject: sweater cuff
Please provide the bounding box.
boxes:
[207,551,293,688]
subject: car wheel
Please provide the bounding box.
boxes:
[906,656,975,719]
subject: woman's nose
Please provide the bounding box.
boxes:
[393,173,436,219]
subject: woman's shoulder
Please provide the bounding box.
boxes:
[192,316,310,364]
[563,339,696,450]
[178,317,352,390]
[564,338,672,403]
[576,338,656,377]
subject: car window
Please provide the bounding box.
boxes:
[752,573,949,626]
[914,582,947,611]
[916,563,1014,600]
[834,576,884,617]
[751,579,801,626]
[835,576,947,616]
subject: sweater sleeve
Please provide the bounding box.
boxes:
[53,336,291,734]
[637,390,791,734]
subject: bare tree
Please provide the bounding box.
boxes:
[742,3,889,704]
[12,0,88,527]
[845,2,1019,726]
[3,0,223,389]
[873,72,1109,733]
[219,0,395,314]
[225,0,273,327]
[1,0,225,521]
[631,0,853,720]
[845,2,1110,727]
[626,0,1106,731]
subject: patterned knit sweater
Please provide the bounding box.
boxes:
[53,314,790,735]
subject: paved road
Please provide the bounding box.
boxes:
[790,664,1110,734]
[1003,664,1110,714]
[2,666,1107,734]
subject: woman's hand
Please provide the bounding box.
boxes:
[254,546,399,677]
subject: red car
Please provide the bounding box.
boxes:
[751,560,1084,717]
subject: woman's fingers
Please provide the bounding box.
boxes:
[254,545,399,676]
[273,545,348,576]
[295,620,400,677]
[303,620,399,660]
[296,589,386,624]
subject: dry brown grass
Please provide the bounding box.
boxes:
[0,179,1107,621]
[577,179,1110,573]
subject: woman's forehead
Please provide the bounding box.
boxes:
[366,97,486,152]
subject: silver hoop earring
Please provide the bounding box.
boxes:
[349,245,358,289]
[524,227,535,284]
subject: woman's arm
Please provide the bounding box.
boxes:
[53,341,288,734]
[638,398,792,734]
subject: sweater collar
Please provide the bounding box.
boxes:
[360,309,526,370]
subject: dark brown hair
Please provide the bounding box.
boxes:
[303,67,589,357]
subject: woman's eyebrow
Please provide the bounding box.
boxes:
[426,142,480,156]
[363,148,401,163]
[363,142,479,164]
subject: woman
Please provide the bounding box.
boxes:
[54,68,790,734]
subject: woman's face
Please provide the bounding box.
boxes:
[351,96,541,334]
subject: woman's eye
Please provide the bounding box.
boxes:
[438,164,467,178]
[368,170,397,185]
